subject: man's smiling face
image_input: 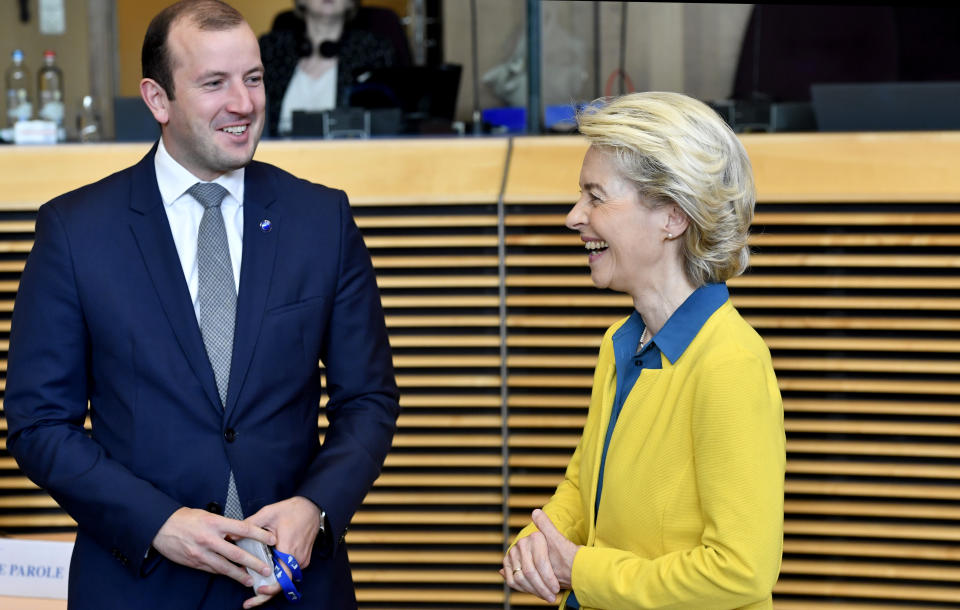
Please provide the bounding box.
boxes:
[159,18,265,181]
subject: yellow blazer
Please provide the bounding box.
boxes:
[515,300,785,609]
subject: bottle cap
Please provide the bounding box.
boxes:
[12,49,24,62]
[44,50,56,60]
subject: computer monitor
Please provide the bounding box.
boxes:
[114,97,160,142]
[348,64,461,123]
[812,81,960,131]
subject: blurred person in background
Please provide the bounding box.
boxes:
[500,91,785,610]
[259,0,410,136]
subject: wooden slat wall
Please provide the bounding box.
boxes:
[1,133,959,608]
[0,139,515,607]
[503,135,960,609]
[322,140,510,606]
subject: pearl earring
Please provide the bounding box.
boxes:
[667,233,673,239]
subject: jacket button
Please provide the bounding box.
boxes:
[224,428,236,443]
[206,501,223,515]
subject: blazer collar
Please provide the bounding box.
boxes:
[224,161,279,418]
[127,142,222,412]
[129,142,164,214]
[128,149,281,416]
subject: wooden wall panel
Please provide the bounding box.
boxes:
[1,134,959,608]
[503,135,960,610]
[0,138,512,608]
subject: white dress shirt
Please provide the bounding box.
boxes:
[154,137,245,321]
[277,63,338,135]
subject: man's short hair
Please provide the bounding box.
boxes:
[141,0,246,101]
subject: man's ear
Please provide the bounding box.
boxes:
[140,78,170,125]
[664,203,690,239]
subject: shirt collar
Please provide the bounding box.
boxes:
[651,282,729,364]
[154,137,245,206]
[612,309,649,375]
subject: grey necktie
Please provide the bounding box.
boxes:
[188,182,243,520]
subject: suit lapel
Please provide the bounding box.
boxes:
[127,146,223,414]
[225,162,278,418]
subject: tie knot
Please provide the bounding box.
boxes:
[188,182,229,209]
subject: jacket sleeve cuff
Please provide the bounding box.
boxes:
[128,499,181,577]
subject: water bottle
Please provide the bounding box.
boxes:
[77,95,101,142]
[37,50,65,141]
[5,49,33,127]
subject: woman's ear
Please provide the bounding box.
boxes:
[663,203,690,240]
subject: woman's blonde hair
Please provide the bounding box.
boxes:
[577,91,755,286]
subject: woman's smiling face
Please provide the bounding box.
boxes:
[565,145,675,295]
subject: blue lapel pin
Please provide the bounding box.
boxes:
[259,219,272,233]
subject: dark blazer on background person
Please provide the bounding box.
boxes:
[259,8,409,136]
[5,144,399,608]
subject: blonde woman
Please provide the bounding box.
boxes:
[501,92,785,609]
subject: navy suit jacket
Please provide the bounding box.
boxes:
[5,146,399,609]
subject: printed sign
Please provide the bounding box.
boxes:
[0,538,72,599]
[39,0,66,35]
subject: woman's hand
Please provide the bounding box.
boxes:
[500,509,581,602]
[531,509,579,587]
[501,529,559,603]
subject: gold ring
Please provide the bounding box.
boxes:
[513,566,523,575]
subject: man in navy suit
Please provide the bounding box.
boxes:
[4,1,399,608]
